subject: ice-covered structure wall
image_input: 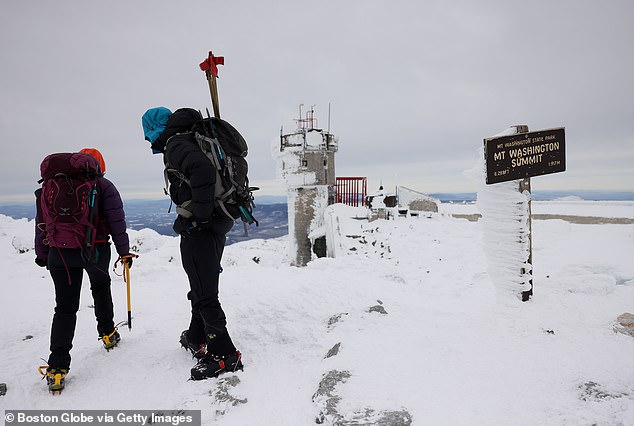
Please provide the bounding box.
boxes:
[272,126,337,266]
[397,186,439,213]
[466,130,532,300]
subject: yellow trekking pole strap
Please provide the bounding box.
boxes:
[114,254,138,330]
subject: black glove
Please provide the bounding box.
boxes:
[122,255,133,268]
[35,258,47,268]
[173,215,197,235]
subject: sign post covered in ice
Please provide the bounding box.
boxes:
[478,125,566,302]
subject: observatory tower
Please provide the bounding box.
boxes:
[277,105,338,266]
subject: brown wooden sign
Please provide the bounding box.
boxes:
[484,127,566,184]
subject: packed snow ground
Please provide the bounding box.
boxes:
[1,200,634,425]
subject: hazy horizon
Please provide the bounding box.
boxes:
[2,188,634,208]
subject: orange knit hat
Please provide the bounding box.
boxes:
[79,148,106,174]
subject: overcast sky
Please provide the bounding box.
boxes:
[1,0,633,203]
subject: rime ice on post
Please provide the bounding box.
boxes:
[467,126,533,301]
[474,124,567,301]
[274,105,338,266]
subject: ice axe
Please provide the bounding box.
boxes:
[199,51,224,119]
[115,254,139,330]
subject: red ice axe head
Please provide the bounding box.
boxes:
[199,51,224,78]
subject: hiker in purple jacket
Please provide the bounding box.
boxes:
[35,148,132,388]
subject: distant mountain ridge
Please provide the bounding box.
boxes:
[0,199,288,245]
[430,190,634,203]
[122,200,289,244]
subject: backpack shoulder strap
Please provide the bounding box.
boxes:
[194,131,223,171]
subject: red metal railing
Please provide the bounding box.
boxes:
[336,177,367,207]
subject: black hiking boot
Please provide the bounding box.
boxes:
[190,351,243,381]
[99,329,121,351]
[39,366,68,393]
[180,330,206,359]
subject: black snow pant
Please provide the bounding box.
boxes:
[180,229,236,356]
[47,244,114,369]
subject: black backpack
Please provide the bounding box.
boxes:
[165,115,258,225]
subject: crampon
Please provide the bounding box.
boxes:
[38,365,68,394]
[99,322,125,351]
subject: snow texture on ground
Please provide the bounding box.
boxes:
[1,200,634,425]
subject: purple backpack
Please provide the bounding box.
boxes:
[38,153,101,255]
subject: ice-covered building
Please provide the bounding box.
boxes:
[397,186,439,216]
[274,106,338,266]
[365,185,438,221]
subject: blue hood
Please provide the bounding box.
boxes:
[142,107,172,153]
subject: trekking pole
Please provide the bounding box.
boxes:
[115,254,138,330]
[199,51,224,118]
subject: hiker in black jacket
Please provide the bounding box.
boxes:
[141,107,243,380]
